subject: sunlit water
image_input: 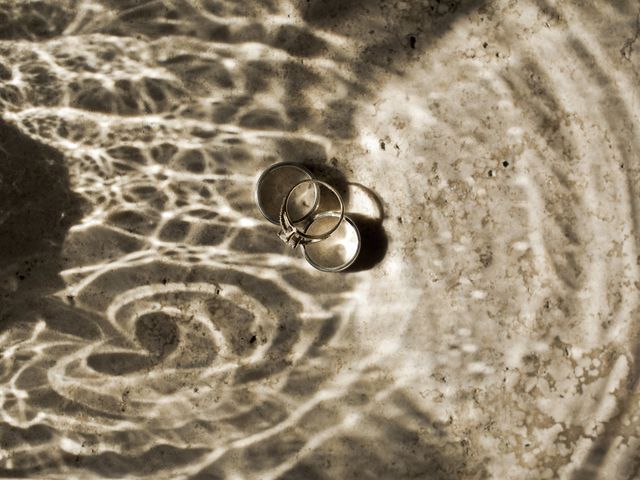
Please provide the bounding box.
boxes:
[1,1,640,478]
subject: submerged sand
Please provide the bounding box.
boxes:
[1,1,639,478]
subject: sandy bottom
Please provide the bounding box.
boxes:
[1,1,640,478]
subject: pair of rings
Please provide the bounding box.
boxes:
[255,162,361,272]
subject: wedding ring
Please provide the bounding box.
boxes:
[278,179,344,249]
[255,162,318,225]
[302,212,361,272]
[258,165,360,272]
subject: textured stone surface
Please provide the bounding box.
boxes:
[1,1,640,478]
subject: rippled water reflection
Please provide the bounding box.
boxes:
[2,0,640,478]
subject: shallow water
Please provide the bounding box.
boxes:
[1,1,640,478]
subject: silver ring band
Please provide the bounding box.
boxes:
[278,179,345,248]
[255,162,318,225]
[302,213,361,272]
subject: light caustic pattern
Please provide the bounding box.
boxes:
[0,1,455,479]
[2,0,640,479]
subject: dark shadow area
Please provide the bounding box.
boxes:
[301,160,350,206]
[0,120,83,265]
[0,119,86,312]
[345,213,388,272]
[344,182,387,271]
[299,0,364,27]
[0,119,110,475]
[270,24,328,57]
[0,1,74,40]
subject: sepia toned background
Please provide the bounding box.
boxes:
[1,1,639,478]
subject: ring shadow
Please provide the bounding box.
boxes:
[344,182,387,272]
[300,164,388,272]
[345,213,388,272]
